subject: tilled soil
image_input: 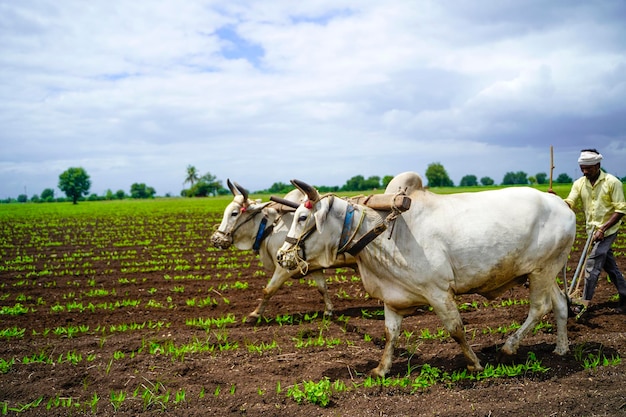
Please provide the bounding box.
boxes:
[1,204,625,417]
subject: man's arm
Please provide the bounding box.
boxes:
[594,212,625,241]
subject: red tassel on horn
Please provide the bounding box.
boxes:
[304,201,312,209]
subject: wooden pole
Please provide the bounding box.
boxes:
[549,145,554,192]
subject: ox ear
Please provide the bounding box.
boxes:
[290,179,320,203]
[313,197,330,233]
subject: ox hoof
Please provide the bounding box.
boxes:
[245,314,260,324]
[467,363,483,372]
[370,367,387,379]
[501,343,516,356]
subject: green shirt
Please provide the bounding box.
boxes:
[564,171,626,235]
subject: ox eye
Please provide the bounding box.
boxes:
[231,211,239,217]
[298,214,308,222]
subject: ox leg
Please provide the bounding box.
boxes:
[551,283,570,355]
[247,269,290,323]
[308,270,334,317]
[502,274,555,356]
[247,270,333,323]
[430,293,483,371]
[371,304,403,378]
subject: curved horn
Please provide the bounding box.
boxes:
[291,179,319,203]
[227,179,238,196]
[233,181,249,202]
[270,196,300,209]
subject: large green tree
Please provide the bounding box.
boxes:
[58,167,91,204]
[425,163,454,187]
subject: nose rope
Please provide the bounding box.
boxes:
[283,244,309,275]
[281,213,318,274]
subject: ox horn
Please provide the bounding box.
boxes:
[233,181,249,202]
[291,179,319,203]
[227,179,238,196]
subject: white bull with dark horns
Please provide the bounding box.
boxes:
[211,175,422,322]
[277,174,576,376]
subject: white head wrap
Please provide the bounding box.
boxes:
[578,150,603,166]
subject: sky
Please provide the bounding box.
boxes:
[1,1,625,198]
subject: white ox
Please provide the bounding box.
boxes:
[277,174,576,376]
[211,176,421,322]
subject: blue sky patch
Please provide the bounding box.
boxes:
[290,9,354,25]
[215,25,264,67]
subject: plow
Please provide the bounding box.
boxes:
[565,226,596,320]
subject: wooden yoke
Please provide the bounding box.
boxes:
[271,193,412,213]
[269,196,300,212]
[349,193,411,212]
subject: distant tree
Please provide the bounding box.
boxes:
[17,194,28,203]
[87,193,100,201]
[341,175,381,191]
[188,182,212,197]
[184,165,200,188]
[365,176,381,190]
[535,172,548,185]
[382,175,394,189]
[425,163,454,187]
[105,189,115,200]
[528,176,537,185]
[130,183,156,199]
[31,194,40,202]
[316,185,340,193]
[58,167,91,204]
[115,189,126,200]
[267,182,294,194]
[41,188,55,202]
[620,175,626,183]
[459,175,478,186]
[342,175,365,191]
[555,173,573,184]
[186,172,222,197]
[480,177,494,186]
[502,171,528,185]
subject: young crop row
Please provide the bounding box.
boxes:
[1,197,625,415]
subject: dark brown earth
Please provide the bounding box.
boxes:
[1,203,626,417]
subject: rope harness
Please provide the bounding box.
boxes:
[213,203,283,253]
[281,193,406,273]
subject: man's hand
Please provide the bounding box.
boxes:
[593,228,605,242]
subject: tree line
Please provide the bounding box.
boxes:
[4,163,624,204]
[2,167,157,204]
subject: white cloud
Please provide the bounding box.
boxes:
[1,0,625,199]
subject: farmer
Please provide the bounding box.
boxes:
[564,149,626,315]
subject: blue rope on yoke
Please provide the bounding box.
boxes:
[253,217,268,252]
[338,205,355,251]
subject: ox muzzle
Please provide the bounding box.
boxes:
[210,230,232,250]
[276,242,309,275]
